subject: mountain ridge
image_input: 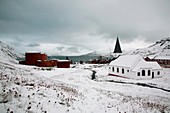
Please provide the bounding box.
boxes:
[125,37,170,57]
[0,41,21,63]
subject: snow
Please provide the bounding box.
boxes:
[57,60,70,62]
[0,41,21,63]
[132,60,162,71]
[0,62,170,113]
[26,51,41,53]
[109,55,140,68]
[154,55,170,60]
[124,37,170,57]
[109,55,162,71]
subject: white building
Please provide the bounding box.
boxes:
[108,55,162,79]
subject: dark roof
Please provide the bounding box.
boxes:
[113,37,122,53]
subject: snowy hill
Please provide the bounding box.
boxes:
[0,41,21,63]
[83,51,114,58]
[84,51,105,56]
[125,37,170,57]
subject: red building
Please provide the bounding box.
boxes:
[36,60,55,67]
[19,52,70,68]
[56,60,70,68]
[25,52,41,65]
[51,60,58,66]
[40,53,47,61]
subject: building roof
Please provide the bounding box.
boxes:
[109,55,141,68]
[57,60,70,62]
[154,55,170,60]
[113,37,122,53]
[26,51,41,53]
[109,55,162,71]
[132,59,162,71]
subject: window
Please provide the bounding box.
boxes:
[127,70,129,72]
[109,67,111,69]
[117,68,119,73]
[157,71,160,75]
[112,67,114,72]
[142,70,145,76]
[148,70,151,76]
[137,72,140,76]
[122,68,124,74]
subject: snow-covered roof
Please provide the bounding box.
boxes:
[147,55,156,59]
[109,55,141,68]
[109,55,162,71]
[132,60,162,71]
[57,60,70,62]
[154,55,170,60]
[26,51,40,53]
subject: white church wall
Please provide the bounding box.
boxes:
[108,65,163,79]
[108,65,131,78]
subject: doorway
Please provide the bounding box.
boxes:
[152,72,154,79]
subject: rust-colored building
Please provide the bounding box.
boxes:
[57,60,70,68]
[40,53,47,61]
[36,60,55,67]
[25,52,41,65]
[51,60,58,66]
[19,52,70,68]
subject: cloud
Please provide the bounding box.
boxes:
[37,43,91,56]
[26,43,40,47]
[121,36,153,51]
[0,0,170,54]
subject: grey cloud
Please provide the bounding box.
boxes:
[67,47,79,53]
[56,47,65,51]
[0,0,170,53]
[26,43,40,47]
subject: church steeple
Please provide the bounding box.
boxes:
[113,36,122,53]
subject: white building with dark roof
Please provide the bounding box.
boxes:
[108,55,162,79]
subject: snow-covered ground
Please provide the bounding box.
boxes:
[0,63,170,113]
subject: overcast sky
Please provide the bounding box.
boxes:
[0,0,170,55]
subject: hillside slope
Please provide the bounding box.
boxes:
[0,41,21,63]
[125,37,170,57]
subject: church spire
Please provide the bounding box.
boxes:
[113,36,122,53]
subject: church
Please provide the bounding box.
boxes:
[108,37,162,79]
[108,55,162,79]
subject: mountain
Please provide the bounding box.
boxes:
[84,51,103,56]
[83,50,114,57]
[124,37,170,57]
[0,41,21,63]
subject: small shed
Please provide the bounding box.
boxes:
[57,60,70,68]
